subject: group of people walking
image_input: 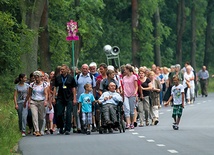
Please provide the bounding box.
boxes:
[14,62,210,136]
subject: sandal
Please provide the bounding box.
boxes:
[139,124,144,127]
[125,124,130,129]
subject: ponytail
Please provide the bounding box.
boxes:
[14,73,26,84]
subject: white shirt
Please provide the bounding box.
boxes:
[171,84,184,105]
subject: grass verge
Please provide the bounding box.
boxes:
[0,100,21,155]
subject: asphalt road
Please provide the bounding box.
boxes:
[19,94,214,155]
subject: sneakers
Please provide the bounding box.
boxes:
[125,124,130,129]
[86,130,91,135]
[130,124,134,129]
[172,123,179,130]
[50,129,53,134]
[22,132,26,137]
[65,131,70,135]
[91,127,97,132]
[154,119,159,125]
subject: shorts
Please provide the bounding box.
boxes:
[82,112,92,125]
[172,105,183,118]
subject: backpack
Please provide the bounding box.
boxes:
[76,73,94,86]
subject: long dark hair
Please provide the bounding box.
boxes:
[14,73,26,84]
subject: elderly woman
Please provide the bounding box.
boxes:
[183,65,195,104]
[148,71,161,125]
[24,71,48,136]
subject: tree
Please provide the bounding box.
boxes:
[39,0,51,72]
[132,0,140,67]
[204,0,214,68]
[154,7,161,66]
[190,0,196,70]
[176,0,186,64]
[20,0,47,75]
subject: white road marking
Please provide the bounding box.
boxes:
[197,103,201,105]
[132,132,139,135]
[203,101,206,103]
[157,144,165,147]
[159,112,164,115]
[167,109,172,112]
[138,136,145,138]
[129,129,134,132]
[168,150,178,153]
[147,139,155,142]
[190,105,194,106]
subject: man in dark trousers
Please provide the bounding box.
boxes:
[53,64,77,135]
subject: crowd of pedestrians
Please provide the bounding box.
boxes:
[13,62,211,136]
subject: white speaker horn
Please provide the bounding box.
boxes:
[111,46,120,56]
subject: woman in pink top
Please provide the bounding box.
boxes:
[122,65,138,129]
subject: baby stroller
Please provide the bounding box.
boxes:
[98,101,125,134]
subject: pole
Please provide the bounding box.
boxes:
[72,41,75,77]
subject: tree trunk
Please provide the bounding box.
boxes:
[132,0,140,67]
[190,1,196,70]
[39,0,51,72]
[20,0,47,75]
[204,0,214,68]
[154,7,161,66]
[176,0,186,65]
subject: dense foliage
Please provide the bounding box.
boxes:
[0,0,214,76]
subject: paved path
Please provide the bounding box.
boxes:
[19,94,214,155]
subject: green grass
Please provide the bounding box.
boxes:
[0,100,21,155]
[208,77,214,93]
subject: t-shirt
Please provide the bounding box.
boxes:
[30,82,48,101]
[78,93,95,113]
[15,83,29,104]
[55,74,77,101]
[122,74,138,97]
[141,78,151,97]
[171,84,184,105]
[75,73,96,99]
[183,71,195,88]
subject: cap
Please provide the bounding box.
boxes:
[33,71,42,77]
[107,65,114,71]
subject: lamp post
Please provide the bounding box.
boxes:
[66,20,79,76]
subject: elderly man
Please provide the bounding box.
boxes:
[98,82,122,126]
[74,64,96,132]
[89,62,99,79]
[198,66,209,97]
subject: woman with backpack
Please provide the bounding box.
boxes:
[24,71,48,136]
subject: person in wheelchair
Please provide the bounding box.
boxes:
[98,82,122,133]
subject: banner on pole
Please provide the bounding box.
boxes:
[66,20,79,41]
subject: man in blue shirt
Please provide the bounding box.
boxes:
[73,64,96,132]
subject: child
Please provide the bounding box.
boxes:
[78,83,95,135]
[165,76,184,130]
[46,103,54,134]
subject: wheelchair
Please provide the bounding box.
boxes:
[97,101,125,134]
